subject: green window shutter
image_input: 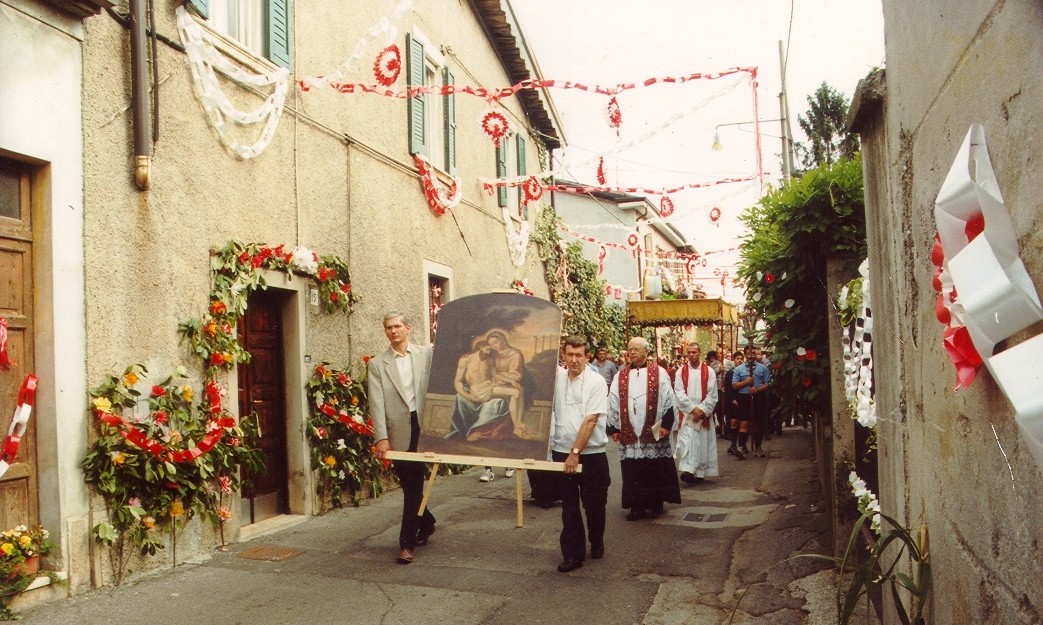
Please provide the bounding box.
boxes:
[186,0,209,19]
[265,0,292,70]
[406,33,427,156]
[443,66,456,174]
[516,135,527,217]
[496,142,508,207]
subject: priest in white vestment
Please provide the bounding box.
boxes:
[673,343,719,482]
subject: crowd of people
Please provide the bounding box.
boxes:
[367,309,782,572]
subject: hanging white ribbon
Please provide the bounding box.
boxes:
[934,124,1043,468]
[503,209,530,267]
[842,260,875,428]
[176,6,289,159]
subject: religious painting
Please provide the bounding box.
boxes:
[420,293,562,460]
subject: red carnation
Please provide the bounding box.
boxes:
[153,410,168,424]
[316,427,328,439]
[251,255,263,269]
[341,283,351,294]
[362,355,370,364]
[230,437,240,447]
[209,300,227,315]
[315,365,327,376]
[338,374,349,385]
[317,267,330,281]
[273,244,284,257]
[805,349,817,361]
[238,251,250,264]
[801,377,812,387]
[773,362,782,370]
[151,385,167,397]
[330,292,338,302]
[765,272,775,284]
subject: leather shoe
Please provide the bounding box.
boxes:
[396,548,415,564]
[557,558,583,572]
[590,543,604,559]
[626,508,646,521]
[680,472,696,484]
[415,524,436,546]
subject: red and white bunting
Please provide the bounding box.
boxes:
[414,154,462,215]
[483,174,760,198]
[373,44,402,87]
[606,96,622,136]
[596,157,607,186]
[0,374,36,478]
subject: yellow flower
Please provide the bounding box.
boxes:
[123,372,139,386]
[351,396,359,407]
[18,535,31,548]
[111,451,126,466]
[92,397,112,413]
[1,543,13,556]
[142,515,156,530]
[179,386,193,402]
[324,455,336,468]
[170,502,184,517]
[217,508,232,521]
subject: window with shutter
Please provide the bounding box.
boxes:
[516,134,527,218]
[198,0,291,69]
[443,67,456,174]
[406,33,427,156]
[265,0,292,69]
[187,0,209,19]
[496,142,508,208]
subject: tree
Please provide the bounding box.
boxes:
[796,82,860,169]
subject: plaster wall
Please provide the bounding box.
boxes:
[0,0,91,592]
[872,1,1043,621]
[79,0,551,584]
[552,190,639,302]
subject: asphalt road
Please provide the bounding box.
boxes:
[20,426,834,624]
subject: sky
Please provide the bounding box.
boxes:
[509,0,885,300]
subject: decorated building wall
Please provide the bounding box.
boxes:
[855,1,1043,622]
[73,0,557,590]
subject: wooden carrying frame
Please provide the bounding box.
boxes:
[384,451,579,527]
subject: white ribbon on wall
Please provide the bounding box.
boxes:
[842,259,875,428]
[934,124,1043,468]
[503,208,530,267]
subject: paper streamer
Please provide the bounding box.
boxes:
[0,374,36,478]
[841,260,875,428]
[934,124,1043,467]
[413,153,462,215]
[503,208,530,267]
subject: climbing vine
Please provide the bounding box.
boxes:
[738,154,867,422]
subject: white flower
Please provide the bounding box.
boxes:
[752,293,762,302]
[781,272,787,280]
[352,414,363,424]
[796,347,807,356]
[755,272,763,280]
[871,514,882,531]
[784,299,795,309]
[289,246,319,275]
[336,439,346,450]
[338,470,346,480]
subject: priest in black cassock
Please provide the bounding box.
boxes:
[608,337,681,520]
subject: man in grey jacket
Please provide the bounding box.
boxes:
[369,311,434,564]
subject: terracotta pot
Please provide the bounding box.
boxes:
[9,554,39,579]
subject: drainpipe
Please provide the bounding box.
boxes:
[130,0,151,190]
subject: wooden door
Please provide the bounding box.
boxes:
[237,289,289,523]
[0,158,37,529]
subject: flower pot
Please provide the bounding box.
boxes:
[7,554,38,580]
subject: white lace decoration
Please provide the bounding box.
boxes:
[503,208,530,267]
[842,259,875,428]
[176,6,289,159]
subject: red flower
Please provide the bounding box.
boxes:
[340,283,351,294]
[317,267,330,281]
[773,362,782,370]
[222,323,232,335]
[210,353,224,366]
[166,481,179,490]
[238,251,250,264]
[219,417,235,428]
[329,292,338,302]
[209,300,227,315]
[153,410,168,424]
[251,255,264,269]
[315,365,327,377]
[320,404,335,417]
[338,374,349,385]
[151,385,167,397]
[362,355,370,364]
[230,438,240,447]
[259,247,273,259]
[273,244,285,257]
[805,349,817,361]
[765,272,775,284]
[316,427,328,439]
[801,377,812,387]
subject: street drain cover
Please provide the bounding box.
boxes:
[236,546,301,562]
[683,512,729,523]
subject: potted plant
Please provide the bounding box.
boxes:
[0,525,55,619]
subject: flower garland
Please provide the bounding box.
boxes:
[176,7,289,159]
[306,363,388,509]
[508,279,534,296]
[413,154,463,215]
[373,44,402,87]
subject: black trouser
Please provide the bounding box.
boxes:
[735,394,752,448]
[552,451,610,563]
[391,411,435,549]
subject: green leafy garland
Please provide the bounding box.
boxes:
[531,205,627,353]
[82,241,358,585]
[304,362,389,509]
[737,154,867,422]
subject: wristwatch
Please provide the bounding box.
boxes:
[570,447,581,455]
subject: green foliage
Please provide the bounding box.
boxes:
[796,82,860,170]
[530,205,626,351]
[82,365,265,585]
[305,362,391,509]
[837,276,864,327]
[738,154,867,422]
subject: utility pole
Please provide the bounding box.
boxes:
[778,40,796,180]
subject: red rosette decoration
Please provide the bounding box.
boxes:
[659,195,675,217]
[373,45,401,87]
[596,157,607,185]
[625,231,640,250]
[686,257,698,274]
[522,176,544,205]
[606,97,622,136]
[709,206,722,225]
[480,109,510,147]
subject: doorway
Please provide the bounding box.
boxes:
[237,288,290,524]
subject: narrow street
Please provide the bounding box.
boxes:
[21,427,834,625]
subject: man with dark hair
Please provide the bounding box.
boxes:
[608,337,681,521]
[731,346,771,458]
[369,311,435,564]
[551,335,610,572]
[591,346,618,388]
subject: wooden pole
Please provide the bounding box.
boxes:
[516,469,524,528]
[418,462,439,516]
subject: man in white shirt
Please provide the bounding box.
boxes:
[369,312,434,565]
[550,336,610,572]
[673,343,720,483]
